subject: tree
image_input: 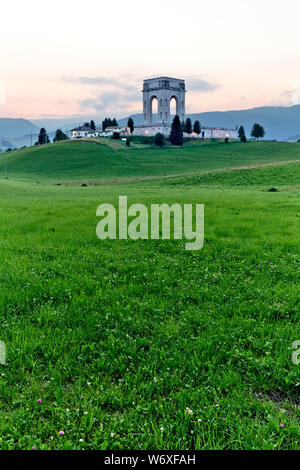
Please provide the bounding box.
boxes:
[84,122,90,128]
[238,125,247,142]
[90,120,96,130]
[112,131,120,140]
[38,128,50,145]
[185,118,192,135]
[102,117,118,130]
[169,115,183,146]
[127,117,134,134]
[181,119,186,132]
[53,129,68,142]
[251,123,265,140]
[154,132,165,147]
[193,120,201,135]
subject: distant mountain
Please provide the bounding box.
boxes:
[0,118,40,151]
[0,118,39,139]
[30,117,101,134]
[119,105,300,141]
[2,104,300,149]
[31,118,84,133]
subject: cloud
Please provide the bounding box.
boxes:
[186,76,219,92]
[79,90,140,113]
[66,74,218,114]
[62,75,139,93]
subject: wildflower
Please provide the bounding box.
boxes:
[80,396,84,400]
[79,439,84,443]
[32,446,36,450]
[198,419,202,422]
[160,427,164,432]
[110,433,115,438]
[186,407,193,415]
[59,431,65,436]
[280,424,285,428]
[66,408,70,412]
[215,404,219,407]
[37,399,42,404]
[40,419,44,423]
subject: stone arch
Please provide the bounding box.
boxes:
[149,95,158,124]
[143,77,186,125]
[170,95,179,117]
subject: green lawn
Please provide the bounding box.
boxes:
[0,141,299,450]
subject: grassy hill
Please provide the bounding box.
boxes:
[1,139,300,183]
[0,140,299,450]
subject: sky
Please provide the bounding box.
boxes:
[1,0,300,120]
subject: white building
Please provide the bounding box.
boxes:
[132,124,238,139]
[70,125,100,139]
[99,126,130,137]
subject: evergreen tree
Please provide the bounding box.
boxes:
[84,122,90,128]
[238,125,247,142]
[38,128,50,145]
[102,117,118,130]
[90,120,96,130]
[193,120,201,135]
[53,129,68,142]
[260,125,265,139]
[127,117,134,134]
[185,118,192,135]
[169,115,183,146]
[181,119,186,133]
[251,123,265,140]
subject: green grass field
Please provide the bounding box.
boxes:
[0,140,299,450]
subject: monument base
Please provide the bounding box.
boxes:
[132,124,171,137]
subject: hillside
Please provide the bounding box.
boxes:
[1,139,300,183]
[119,104,300,141]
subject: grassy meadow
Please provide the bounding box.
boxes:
[0,139,299,450]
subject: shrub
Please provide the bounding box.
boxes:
[112,132,120,140]
[154,133,165,147]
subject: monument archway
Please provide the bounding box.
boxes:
[149,96,158,125]
[143,77,186,125]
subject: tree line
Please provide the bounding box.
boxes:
[34,117,266,147]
